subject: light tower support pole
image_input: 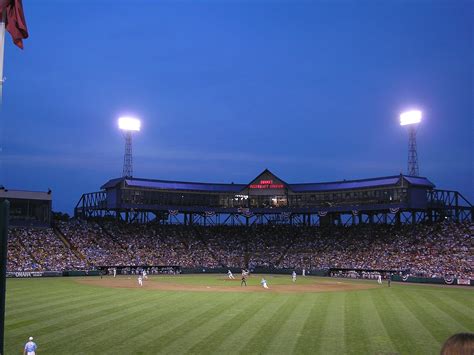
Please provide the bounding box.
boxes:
[407,125,419,176]
[123,131,133,178]
[0,10,5,105]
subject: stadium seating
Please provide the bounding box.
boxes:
[6,220,473,279]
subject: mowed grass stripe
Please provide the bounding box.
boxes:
[7,292,116,323]
[265,294,314,355]
[6,284,78,306]
[395,289,445,344]
[372,290,414,354]
[212,295,290,354]
[40,291,174,353]
[317,292,346,354]
[187,295,270,354]
[422,291,474,330]
[6,280,116,312]
[6,294,115,333]
[158,293,250,354]
[358,290,397,354]
[130,294,236,354]
[239,295,301,354]
[399,289,471,340]
[6,290,134,338]
[6,289,106,318]
[77,292,192,353]
[377,289,440,354]
[293,293,331,354]
[343,291,371,354]
[6,295,155,353]
[436,291,474,319]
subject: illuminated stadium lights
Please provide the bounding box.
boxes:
[118,116,141,131]
[400,110,422,126]
[118,116,141,178]
[400,109,422,176]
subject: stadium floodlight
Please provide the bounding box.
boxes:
[400,110,422,176]
[118,116,141,131]
[400,110,422,126]
[118,116,141,178]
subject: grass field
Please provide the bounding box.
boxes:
[5,274,473,354]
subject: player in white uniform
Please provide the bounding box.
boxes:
[24,337,37,355]
[302,268,306,277]
[113,268,117,278]
[260,278,269,289]
[377,274,382,284]
[227,270,235,279]
[138,275,143,287]
[142,270,148,280]
[292,271,297,282]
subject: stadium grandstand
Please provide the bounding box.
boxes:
[74,169,472,226]
[5,170,473,284]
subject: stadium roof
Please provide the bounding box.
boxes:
[0,189,52,201]
[101,171,435,193]
[290,175,435,192]
[124,179,245,192]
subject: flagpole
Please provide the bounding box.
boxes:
[0,9,5,105]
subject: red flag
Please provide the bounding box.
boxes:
[0,0,28,49]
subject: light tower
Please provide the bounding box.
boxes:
[118,116,141,178]
[400,110,422,176]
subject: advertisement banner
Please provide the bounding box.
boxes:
[6,271,62,278]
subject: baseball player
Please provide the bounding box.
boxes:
[227,270,235,279]
[113,268,117,278]
[387,274,391,287]
[241,272,247,286]
[24,336,37,355]
[377,274,382,285]
[142,269,148,280]
[302,268,306,277]
[292,271,297,282]
[138,275,143,287]
[260,278,269,289]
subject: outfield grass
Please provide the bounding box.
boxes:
[5,275,473,354]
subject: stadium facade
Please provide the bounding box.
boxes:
[0,188,52,226]
[75,169,472,226]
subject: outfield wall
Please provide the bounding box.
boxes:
[6,269,473,286]
[391,274,473,286]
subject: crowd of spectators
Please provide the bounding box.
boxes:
[7,220,473,279]
[7,227,85,271]
[279,222,473,279]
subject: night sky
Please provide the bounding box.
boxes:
[1,0,472,213]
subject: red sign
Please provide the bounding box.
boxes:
[249,180,284,189]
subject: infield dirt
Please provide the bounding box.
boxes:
[77,276,379,293]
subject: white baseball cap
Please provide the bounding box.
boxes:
[29,337,33,341]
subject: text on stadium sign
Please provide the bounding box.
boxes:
[249,180,284,189]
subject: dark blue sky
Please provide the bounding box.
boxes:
[1,0,472,213]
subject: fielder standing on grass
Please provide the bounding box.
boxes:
[23,336,37,355]
[240,270,247,286]
[292,270,297,282]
